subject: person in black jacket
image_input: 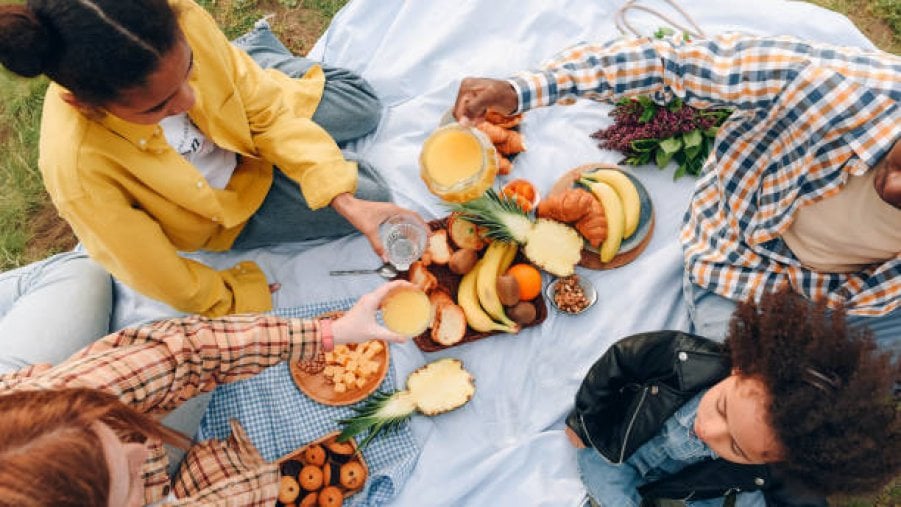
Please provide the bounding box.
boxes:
[567,290,899,506]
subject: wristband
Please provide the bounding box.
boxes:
[320,319,335,352]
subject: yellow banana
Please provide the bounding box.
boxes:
[498,240,518,275]
[583,169,641,238]
[458,258,519,334]
[584,181,625,263]
[476,241,519,328]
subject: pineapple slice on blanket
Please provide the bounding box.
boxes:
[337,358,475,449]
[449,189,582,276]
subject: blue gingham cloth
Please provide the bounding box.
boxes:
[196,299,420,506]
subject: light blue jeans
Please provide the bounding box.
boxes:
[682,273,901,357]
[0,251,112,374]
[579,448,766,507]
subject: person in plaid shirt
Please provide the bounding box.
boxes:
[0,280,410,506]
[452,33,900,354]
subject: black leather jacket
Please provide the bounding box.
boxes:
[566,331,826,506]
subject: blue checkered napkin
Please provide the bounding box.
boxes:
[196,298,420,506]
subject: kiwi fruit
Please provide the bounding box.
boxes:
[496,275,520,306]
[507,301,537,325]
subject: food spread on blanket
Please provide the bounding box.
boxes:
[402,215,550,350]
[337,358,475,450]
[295,109,653,460]
[277,432,368,507]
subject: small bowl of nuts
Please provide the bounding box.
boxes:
[546,274,597,315]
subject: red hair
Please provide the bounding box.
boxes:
[0,388,189,507]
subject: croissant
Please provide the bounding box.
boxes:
[498,154,513,175]
[537,188,607,247]
[475,121,526,156]
[485,109,523,129]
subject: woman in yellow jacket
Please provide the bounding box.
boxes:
[0,0,422,317]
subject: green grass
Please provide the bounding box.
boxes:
[275,0,346,19]
[0,72,48,269]
[196,0,262,39]
[806,0,901,53]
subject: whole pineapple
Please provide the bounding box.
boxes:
[450,189,582,276]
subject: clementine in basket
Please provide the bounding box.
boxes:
[506,263,542,301]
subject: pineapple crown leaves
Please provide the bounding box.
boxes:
[446,188,531,241]
[336,390,411,451]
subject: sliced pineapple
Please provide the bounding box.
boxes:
[406,358,475,416]
[337,358,475,449]
[450,189,582,276]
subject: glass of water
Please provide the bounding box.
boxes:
[380,215,429,271]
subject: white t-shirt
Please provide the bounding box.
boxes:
[782,165,901,273]
[159,113,237,189]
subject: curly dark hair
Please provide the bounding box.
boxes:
[725,289,900,496]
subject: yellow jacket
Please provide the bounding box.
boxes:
[39,0,358,316]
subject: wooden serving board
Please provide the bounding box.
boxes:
[409,219,548,353]
[276,431,367,506]
[549,163,655,270]
[290,314,390,406]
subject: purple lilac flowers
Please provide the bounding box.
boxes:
[591,96,731,179]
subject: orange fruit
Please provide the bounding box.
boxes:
[506,263,542,301]
[502,179,538,212]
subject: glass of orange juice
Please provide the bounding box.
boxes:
[381,286,431,337]
[419,123,498,203]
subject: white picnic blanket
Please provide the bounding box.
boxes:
[111,0,876,504]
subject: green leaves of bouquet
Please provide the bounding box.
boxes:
[592,96,731,179]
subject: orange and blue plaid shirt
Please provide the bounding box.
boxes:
[0,314,324,506]
[508,33,900,315]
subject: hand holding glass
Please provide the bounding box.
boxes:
[380,215,429,271]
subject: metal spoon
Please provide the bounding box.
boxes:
[329,262,399,279]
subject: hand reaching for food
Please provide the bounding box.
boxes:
[331,280,413,345]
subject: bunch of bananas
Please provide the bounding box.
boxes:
[579,169,642,263]
[456,241,521,334]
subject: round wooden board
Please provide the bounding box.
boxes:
[290,340,390,406]
[276,431,368,504]
[549,163,655,270]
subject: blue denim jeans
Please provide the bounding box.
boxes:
[0,251,112,374]
[682,273,900,357]
[230,19,391,249]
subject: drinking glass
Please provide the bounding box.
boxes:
[379,215,428,271]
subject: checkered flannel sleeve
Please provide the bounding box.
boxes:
[9,314,323,414]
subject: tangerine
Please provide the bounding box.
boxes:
[506,263,542,301]
[502,179,538,212]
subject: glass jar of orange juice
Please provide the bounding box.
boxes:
[419,123,498,203]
